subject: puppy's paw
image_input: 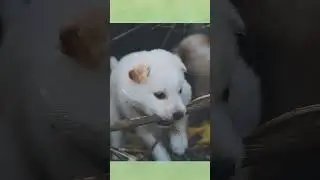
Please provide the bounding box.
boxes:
[170,132,188,155]
[153,143,171,161]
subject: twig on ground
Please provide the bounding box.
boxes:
[161,24,176,48]
[110,147,140,161]
[107,24,147,44]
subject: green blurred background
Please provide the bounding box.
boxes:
[110,0,210,23]
[111,162,210,180]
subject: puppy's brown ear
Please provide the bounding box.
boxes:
[128,64,150,84]
[59,10,108,69]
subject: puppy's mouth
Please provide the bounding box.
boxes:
[132,106,173,127]
[157,120,174,127]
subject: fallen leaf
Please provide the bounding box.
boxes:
[188,120,210,146]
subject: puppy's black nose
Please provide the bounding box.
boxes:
[172,111,184,120]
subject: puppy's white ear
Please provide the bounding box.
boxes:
[110,56,118,70]
[174,55,187,72]
[180,61,187,72]
[128,64,150,84]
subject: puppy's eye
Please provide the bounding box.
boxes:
[153,91,166,100]
[178,88,182,94]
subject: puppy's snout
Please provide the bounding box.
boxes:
[172,111,184,120]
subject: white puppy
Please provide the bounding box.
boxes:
[110,49,192,161]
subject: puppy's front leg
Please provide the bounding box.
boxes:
[170,115,189,155]
[110,130,122,160]
[110,121,123,160]
[135,126,171,161]
[110,100,123,160]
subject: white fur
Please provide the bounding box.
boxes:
[110,56,119,70]
[110,49,192,161]
[169,115,189,154]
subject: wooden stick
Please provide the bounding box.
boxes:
[110,94,210,132]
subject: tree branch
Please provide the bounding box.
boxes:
[110,94,210,132]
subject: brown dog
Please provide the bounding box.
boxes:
[173,33,210,98]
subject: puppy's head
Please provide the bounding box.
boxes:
[120,49,192,124]
[173,34,210,75]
